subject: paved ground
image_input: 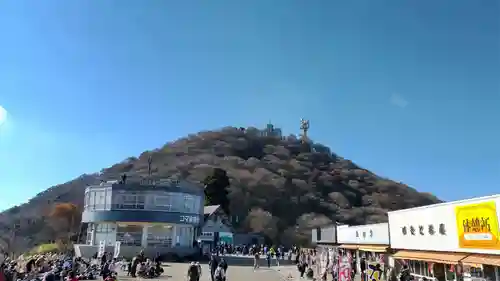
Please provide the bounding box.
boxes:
[118,262,290,281]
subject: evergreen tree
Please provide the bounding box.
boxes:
[203,168,230,216]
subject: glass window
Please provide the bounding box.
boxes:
[184,195,194,213]
[86,223,94,245]
[89,191,96,210]
[96,223,112,233]
[116,225,142,246]
[95,191,106,210]
[84,192,90,208]
[154,195,172,211]
[114,194,145,210]
[147,225,173,247]
[170,193,182,212]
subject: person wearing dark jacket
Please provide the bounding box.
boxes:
[360,258,366,281]
[209,255,218,281]
[219,258,228,281]
[100,253,107,266]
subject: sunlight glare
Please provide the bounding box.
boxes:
[0,105,7,126]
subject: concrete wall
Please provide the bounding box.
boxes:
[388,194,500,254]
[311,225,337,244]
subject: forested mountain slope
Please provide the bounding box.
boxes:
[0,126,440,251]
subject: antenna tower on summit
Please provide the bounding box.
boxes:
[300,118,310,143]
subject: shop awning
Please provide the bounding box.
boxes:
[339,244,359,250]
[358,245,388,252]
[461,254,500,267]
[392,250,466,264]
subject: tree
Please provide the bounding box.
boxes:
[49,203,81,246]
[203,168,230,216]
[245,208,279,241]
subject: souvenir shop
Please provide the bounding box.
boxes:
[388,195,500,281]
[337,223,390,281]
[312,225,338,278]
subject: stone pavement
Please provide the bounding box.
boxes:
[118,262,286,281]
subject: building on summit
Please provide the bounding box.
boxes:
[74,176,204,258]
[258,122,282,138]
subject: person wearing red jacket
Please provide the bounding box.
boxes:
[0,264,6,281]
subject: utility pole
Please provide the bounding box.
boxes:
[148,155,153,177]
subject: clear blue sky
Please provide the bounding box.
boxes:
[0,1,499,210]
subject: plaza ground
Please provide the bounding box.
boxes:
[118,262,294,281]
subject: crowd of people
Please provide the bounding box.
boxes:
[0,249,165,281]
[0,243,311,281]
[0,253,101,281]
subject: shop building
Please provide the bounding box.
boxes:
[198,205,233,253]
[337,223,390,277]
[388,194,500,281]
[312,224,337,245]
[74,178,204,258]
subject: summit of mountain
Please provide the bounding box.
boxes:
[0,126,440,250]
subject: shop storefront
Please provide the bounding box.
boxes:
[388,195,500,281]
[312,225,338,278]
[337,223,390,281]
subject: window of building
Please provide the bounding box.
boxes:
[147,225,173,247]
[116,225,142,246]
[95,191,106,210]
[95,223,113,233]
[86,224,94,245]
[184,195,195,213]
[408,260,433,278]
[176,226,193,246]
[114,194,145,210]
[84,192,90,209]
[154,195,173,211]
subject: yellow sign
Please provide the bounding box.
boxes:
[455,201,500,249]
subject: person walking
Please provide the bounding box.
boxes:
[253,249,260,270]
[209,255,218,281]
[195,262,202,281]
[187,262,200,281]
[214,264,225,281]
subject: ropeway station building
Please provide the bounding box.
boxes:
[74,177,204,258]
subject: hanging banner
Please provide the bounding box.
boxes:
[338,254,352,281]
[98,241,106,258]
[113,241,121,258]
[366,262,384,281]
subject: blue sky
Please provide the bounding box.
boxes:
[0,1,498,210]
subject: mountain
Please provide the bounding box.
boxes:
[0,126,440,252]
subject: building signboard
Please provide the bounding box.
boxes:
[82,210,203,225]
[337,223,389,245]
[455,200,500,250]
[388,195,500,255]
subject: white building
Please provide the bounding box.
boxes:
[388,194,500,281]
[337,223,390,273]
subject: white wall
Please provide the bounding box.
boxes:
[337,223,390,245]
[388,194,500,255]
